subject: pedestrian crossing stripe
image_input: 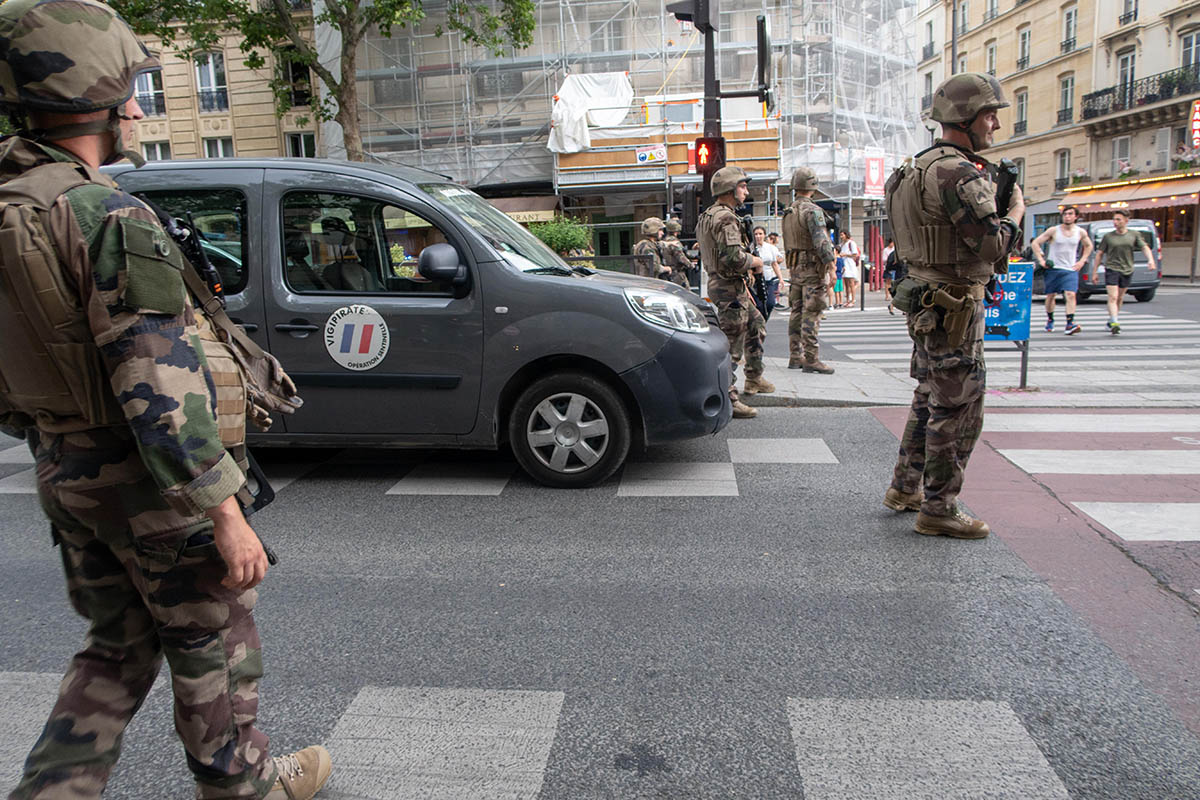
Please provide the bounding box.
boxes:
[1071,502,1200,542]
[0,673,1073,799]
[999,449,1200,474]
[983,414,1200,432]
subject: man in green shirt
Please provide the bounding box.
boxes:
[1093,210,1155,335]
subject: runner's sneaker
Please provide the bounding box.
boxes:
[1065,323,1081,335]
[1110,323,1121,335]
[1106,320,1114,330]
[1044,319,1054,332]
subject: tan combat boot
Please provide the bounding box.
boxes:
[914,508,990,539]
[788,357,804,369]
[743,376,775,395]
[732,399,758,418]
[801,360,835,375]
[265,746,333,800]
[883,487,922,512]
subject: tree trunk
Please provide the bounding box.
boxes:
[337,37,364,161]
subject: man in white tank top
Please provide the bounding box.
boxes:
[1031,206,1093,335]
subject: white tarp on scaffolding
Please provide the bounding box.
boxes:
[547,73,634,154]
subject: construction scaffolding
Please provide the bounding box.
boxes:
[323,0,920,249]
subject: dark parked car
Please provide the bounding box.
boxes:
[106,158,732,488]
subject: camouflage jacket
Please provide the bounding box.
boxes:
[697,202,753,287]
[781,197,836,285]
[0,137,244,516]
[660,235,694,274]
[885,139,1018,286]
[632,237,664,278]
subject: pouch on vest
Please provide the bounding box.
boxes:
[890,276,925,315]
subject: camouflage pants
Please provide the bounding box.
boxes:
[711,285,765,401]
[668,270,691,291]
[890,303,986,516]
[10,432,276,800]
[787,282,828,362]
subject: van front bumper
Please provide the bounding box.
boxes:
[619,328,732,445]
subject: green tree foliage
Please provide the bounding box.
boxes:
[529,216,592,255]
[113,0,535,161]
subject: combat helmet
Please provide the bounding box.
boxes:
[929,72,1009,125]
[710,165,748,197]
[664,218,682,234]
[791,167,819,192]
[640,216,665,236]
[0,0,159,163]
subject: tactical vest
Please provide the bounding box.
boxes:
[632,238,660,277]
[696,203,747,283]
[885,144,995,286]
[781,198,818,272]
[0,159,250,449]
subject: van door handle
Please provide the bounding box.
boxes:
[275,321,319,338]
[229,318,258,333]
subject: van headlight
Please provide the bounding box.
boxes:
[624,288,709,333]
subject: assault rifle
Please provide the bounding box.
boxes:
[740,214,770,319]
[986,157,1023,301]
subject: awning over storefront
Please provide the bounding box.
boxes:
[1063,176,1200,212]
[487,196,560,223]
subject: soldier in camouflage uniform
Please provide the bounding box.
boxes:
[882,73,1025,539]
[0,2,330,798]
[632,217,668,279]
[696,166,771,418]
[781,167,837,374]
[660,218,693,290]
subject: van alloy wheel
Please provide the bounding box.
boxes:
[508,372,631,488]
[526,392,610,474]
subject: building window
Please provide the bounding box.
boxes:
[1013,157,1025,190]
[958,1,969,34]
[196,52,229,112]
[134,69,166,116]
[922,71,934,109]
[925,20,933,45]
[1117,48,1136,109]
[986,42,997,75]
[1184,31,1200,70]
[1055,149,1070,180]
[1111,135,1131,176]
[280,49,312,108]
[203,137,234,158]
[1062,6,1077,52]
[591,18,626,53]
[287,132,316,158]
[1017,28,1031,70]
[142,141,171,161]
[1014,90,1028,136]
[957,53,967,75]
[1155,128,1171,171]
[1058,75,1074,124]
[984,0,998,22]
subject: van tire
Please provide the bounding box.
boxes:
[1132,288,1156,302]
[509,372,631,488]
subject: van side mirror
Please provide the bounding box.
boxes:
[418,242,467,285]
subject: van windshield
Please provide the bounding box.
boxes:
[421,183,572,274]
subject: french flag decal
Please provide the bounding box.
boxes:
[324,304,390,371]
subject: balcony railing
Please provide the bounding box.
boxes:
[983,7,999,22]
[921,93,933,110]
[1080,63,1200,121]
[1013,120,1027,136]
[135,92,166,116]
[1119,2,1137,25]
[1016,55,1029,70]
[198,88,229,112]
[1061,37,1076,54]
[1054,177,1069,190]
[922,42,936,61]
[1057,108,1072,124]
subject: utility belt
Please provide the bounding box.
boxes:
[891,277,985,348]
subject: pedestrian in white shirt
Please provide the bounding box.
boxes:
[753,225,784,318]
[838,231,860,307]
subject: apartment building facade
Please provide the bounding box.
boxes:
[129,27,319,164]
[915,0,947,147]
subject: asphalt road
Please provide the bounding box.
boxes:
[3,406,1199,798]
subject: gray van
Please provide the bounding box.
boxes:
[107,158,732,488]
[1078,218,1161,303]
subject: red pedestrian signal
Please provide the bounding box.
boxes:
[694,137,725,173]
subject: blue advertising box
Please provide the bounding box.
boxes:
[984,261,1033,342]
